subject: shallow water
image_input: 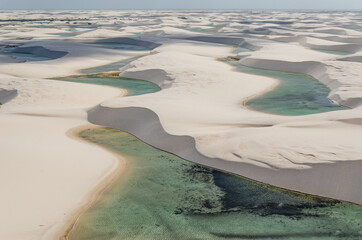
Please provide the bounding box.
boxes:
[232,47,252,54]
[2,52,51,61]
[228,61,348,115]
[47,32,78,37]
[54,56,160,96]
[178,25,221,33]
[29,24,59,28]
[67,23,98,29]
[54,74,160,96]
[87,42,151,51]
[311,49,351,55]
[69,128,362,240]
[1,47,52,62]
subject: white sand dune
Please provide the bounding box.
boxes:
[72,29,130,39]
[143,26,199,36]
[271,35,362,53]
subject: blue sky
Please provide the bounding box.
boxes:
[1,0,362,10]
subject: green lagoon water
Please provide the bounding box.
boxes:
[87,42,151,51]
[47,32,78,37]
[311,49,351,56]
[54,57,160,96]
[178,26,221,34]
[69,128,362,240]
[232,47,252,54]
[54,74,160,96]
[228,61,348,115]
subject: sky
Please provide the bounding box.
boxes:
[1,0,362,10]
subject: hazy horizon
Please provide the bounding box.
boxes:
[1,0,362,11]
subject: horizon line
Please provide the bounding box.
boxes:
[1,8,362,11]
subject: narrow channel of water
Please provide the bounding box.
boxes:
[227,60,348,115]
[311,48,351,55]
[47,32,78,37]
[86,42,151,51]
[178,26,221,34]
[55,74,160,96]
[233,47,252,54]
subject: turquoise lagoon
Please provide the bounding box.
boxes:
[232,47,252,54]
[311,49,352,56]
[55,57,160,96]
[55,74,160,96]
[227,61,348,115]
[87,42,151,51]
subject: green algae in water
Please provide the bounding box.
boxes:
[54,75,160,96]
[228,61,348,116]
[69,128,362,240]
